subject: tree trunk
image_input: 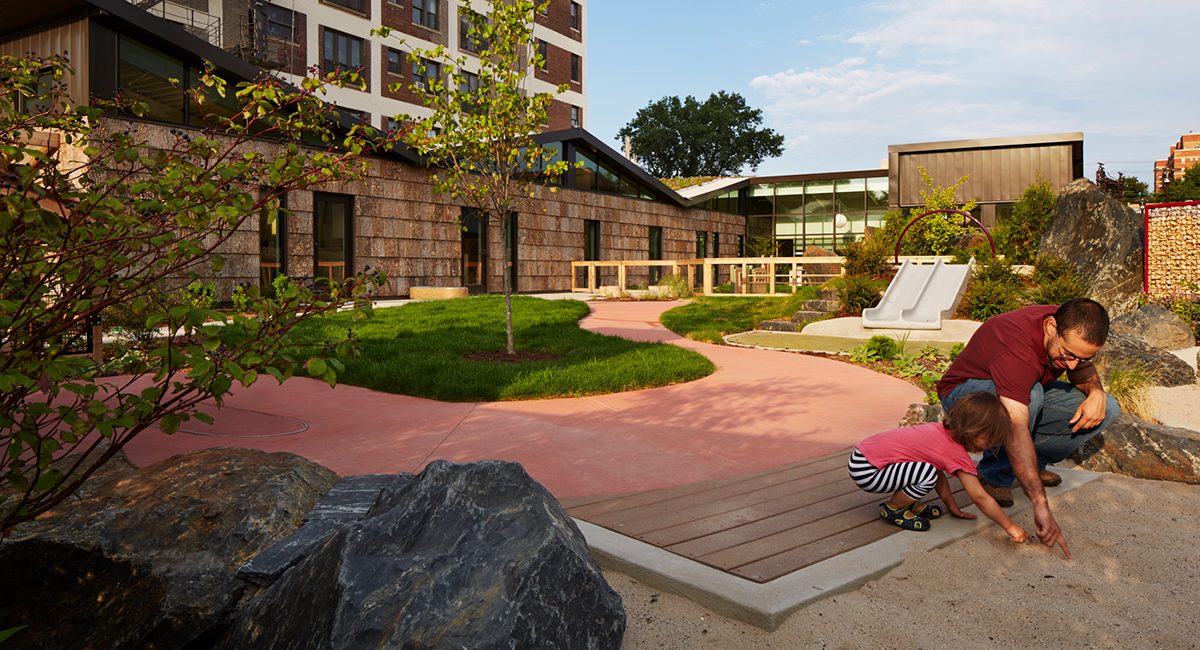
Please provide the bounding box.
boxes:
[502,213,515,356]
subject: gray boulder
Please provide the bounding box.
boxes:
[221,459,626,650]
[1110,303,1195,351]
[1039,179,1144,317]
[0,448,338,650]
[898,403,945,428]
[1069,413,1200,484]
[1093,333,1197,387]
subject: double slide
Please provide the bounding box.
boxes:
[862,258,974,330]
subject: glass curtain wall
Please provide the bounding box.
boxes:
[749,176,889,255]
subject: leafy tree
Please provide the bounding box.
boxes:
[995,176,1055,264]
[1120,174,1150,203]
[374,0,570,356]
[616,91,785,178]
[0,55,383,532]
[1153,163,1200,202]
[873,168,978,257]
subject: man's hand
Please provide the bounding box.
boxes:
[1070,388,1108,432]
[1034,502,1072,559]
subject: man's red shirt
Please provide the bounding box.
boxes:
[937,305,1065,405]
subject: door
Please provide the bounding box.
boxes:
[462,209,487,295]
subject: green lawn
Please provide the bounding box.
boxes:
[292,295,714,402]
[659,287,820,343]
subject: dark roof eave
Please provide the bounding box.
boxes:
[534,128,689,206]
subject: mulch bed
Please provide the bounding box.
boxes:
[460,350,564,363]
[794,350,945,391]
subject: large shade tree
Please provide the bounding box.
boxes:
[374,0,571,356]
[0,54,384,532]
[616,91,785,178]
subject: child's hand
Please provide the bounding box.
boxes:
[949,506,977,520]
[1006,525,1031,544]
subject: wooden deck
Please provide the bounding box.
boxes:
[563,448,971,584]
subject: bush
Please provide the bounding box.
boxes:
[1027,256,1089,305]
[1102,362,1159,423]
[996,177,1055,264]
[1143,289,1200,340]
[178,281,217,310]
[103,288,169,344]
[655,273,694,299]
[232,282,256,313]
[839,275,883,314]
[842,240,891,279]
[865,335,900,361]
[271,274,297,300]
[949,342,965,361]
[961,279,1023,321]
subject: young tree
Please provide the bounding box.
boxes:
[373,0,570,356]
[996,177,1056,264]
[616,91,785,178]
[874,168,978,257]
[0,55,384,532]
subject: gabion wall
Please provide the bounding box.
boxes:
[1146,202,1200,295]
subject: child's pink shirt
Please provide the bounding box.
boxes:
[856,422,977,476]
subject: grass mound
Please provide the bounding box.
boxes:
[659,287,819,343]
[292,295,714,402]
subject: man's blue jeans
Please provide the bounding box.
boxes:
[940,379,1120,489]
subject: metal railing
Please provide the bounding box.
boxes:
[139,1,222,47]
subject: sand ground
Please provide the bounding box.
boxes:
[610,347,1200,648]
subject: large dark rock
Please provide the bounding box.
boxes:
[0,448,338,650]
[1039,179,1144,317]
[1110,303,1196,351]
[1093,332,1197,387]
[1069,413,1200,484]
[221,459,625,650]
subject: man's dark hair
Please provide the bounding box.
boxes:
[1055,298,1109,345]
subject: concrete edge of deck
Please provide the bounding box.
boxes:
[576,467,1102,632]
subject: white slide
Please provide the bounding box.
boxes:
[862,258,974,330]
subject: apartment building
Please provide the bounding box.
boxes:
[1155,132,1200,192]
[118,0,587,131]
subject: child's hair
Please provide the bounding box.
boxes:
[943,392,1010,449]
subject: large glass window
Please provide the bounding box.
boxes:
[575,147,598,190]
[119,36,186,123]
[775,182,804,215]
[597,160,620,194]
[866,176,890,230]
[260,191,286,289]
[323,29,363,75]
[314,193,352,285]
[413,0,439,29]
[584,220,600,261]
[648,226,663,284]
[696,231,707,258]
[747,184,774,216]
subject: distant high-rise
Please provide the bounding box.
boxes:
[1155,132,1200,192]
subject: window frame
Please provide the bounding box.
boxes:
[570,53,580,82]
[570,105,580,128]
[323,28,364,76]
[386,48,403,76]
[263,5,297,42]
[570,2,581,30]
[326,0,366,13]
[537,40,548,69]
[412,57,440,89]
[412,0,439,30]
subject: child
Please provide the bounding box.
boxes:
[846,391,1030,542]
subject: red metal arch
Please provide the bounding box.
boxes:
[893,208,996,264]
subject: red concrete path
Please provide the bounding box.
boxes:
[122,301,924,499]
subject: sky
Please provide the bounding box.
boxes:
[586,0,1200,186]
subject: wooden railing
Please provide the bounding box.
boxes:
[570,255,961,297]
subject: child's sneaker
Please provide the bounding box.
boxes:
[879,503,931,531]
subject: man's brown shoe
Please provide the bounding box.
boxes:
[980,478,1014,507]
[1040,470,1062,487]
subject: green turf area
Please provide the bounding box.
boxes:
[290,295,715,402]
[658,288,820,343]
[727,331,965,356]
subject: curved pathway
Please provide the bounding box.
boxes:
[122,301,924,499]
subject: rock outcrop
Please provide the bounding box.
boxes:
[1069,413,1200,484]
[1109,303,1196,351]
[1038,179,1144,317]
[221,460,625,650]
[0,448,338,650]
[1093,332,1197,387]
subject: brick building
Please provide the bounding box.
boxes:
[1155,132,1200,192]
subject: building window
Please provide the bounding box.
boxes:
[537,40,548,69]
[412,58,439,90]
[570,105,580,128]
[314,193,352,285]
[696,231,707,258]
[119,35,186,123]
[584,220,600,261]
[260,191,286,289]
[327,0,366,13]
[460,11,488,53]
[570,54,580,82]
[539,1,549,15]
[413,0,438,30]
[648,226,663,284]
[570,2,581,30]
[387,48,403,75]
[263,5,297,41]
[323,28,363,75]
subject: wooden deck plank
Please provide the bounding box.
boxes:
[731,520,899,583]
[585,465,850,535]
[563,450,851,519]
